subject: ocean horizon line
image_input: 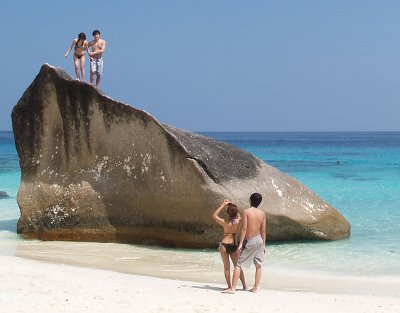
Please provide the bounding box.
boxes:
[1,129,400,134]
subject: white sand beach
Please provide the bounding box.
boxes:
[1,255,399,313]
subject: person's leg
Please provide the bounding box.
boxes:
[231,252,247,290]
[222,265,241,293]
[96,74,101,87]
[250,265,262,292]
[90,59,95,84]
[250,240,264,292]
[80,55,85,81]
[95,59,103,87]
[73,56,80,80]
[219,247,231,289]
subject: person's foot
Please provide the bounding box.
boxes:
[249,287,259,293]
[242,285,248,291]
[221,285,231,292]
[221,288,235,294]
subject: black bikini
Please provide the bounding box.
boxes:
[220,242,238,254]
[74,40,85,60]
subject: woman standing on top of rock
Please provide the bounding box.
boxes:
[212,199,247,292]
[64,32,88,81]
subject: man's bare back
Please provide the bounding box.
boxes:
[243,207,266,239]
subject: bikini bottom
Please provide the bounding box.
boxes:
[219,242,238,254]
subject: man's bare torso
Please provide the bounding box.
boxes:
[89,39,105,59]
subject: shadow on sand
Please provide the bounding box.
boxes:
[187,284,224,292]
[188,284,252,293]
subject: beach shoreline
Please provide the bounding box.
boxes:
[2,237,399,297]
[1,254,399,313]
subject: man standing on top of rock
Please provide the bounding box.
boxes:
[88,29,106,88]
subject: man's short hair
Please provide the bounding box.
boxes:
[92,29,100,36]
[250,193,262,207]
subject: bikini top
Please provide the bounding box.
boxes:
[75,41,85,50]
[224,232,238,236]
[224,232,239,245]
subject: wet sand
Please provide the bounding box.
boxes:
[9,239,400,297]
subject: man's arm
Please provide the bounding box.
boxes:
[261,212,266,252]
[87,41,93,57]
[237,210,248,251]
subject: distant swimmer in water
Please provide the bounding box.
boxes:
[64,32,88,80]
[212,199,247,292]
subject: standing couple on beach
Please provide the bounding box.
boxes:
[64,30,106,87]
[213,193,266,294]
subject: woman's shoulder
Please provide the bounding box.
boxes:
[221,218,229,225]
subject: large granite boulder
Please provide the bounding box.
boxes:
[11,64,350,247]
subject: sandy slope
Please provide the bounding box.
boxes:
[0,256,398,313]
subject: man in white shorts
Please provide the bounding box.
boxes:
[223,193,266,294]
[88,29,106,88]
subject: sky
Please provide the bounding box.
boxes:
[1,1,399,132]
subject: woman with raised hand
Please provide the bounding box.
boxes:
[212,199,247,292]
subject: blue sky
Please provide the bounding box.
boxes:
[1,1,399,131]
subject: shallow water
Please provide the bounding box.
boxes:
[1,131,400,284]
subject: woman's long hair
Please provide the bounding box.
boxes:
[76,32,86,46]
[226,203,239,222]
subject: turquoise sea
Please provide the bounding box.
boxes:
[1,131,399,278]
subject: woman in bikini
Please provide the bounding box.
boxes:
[212,199,247,291]
[64,32,88,80]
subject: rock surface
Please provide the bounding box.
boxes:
[11,64,350,247]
